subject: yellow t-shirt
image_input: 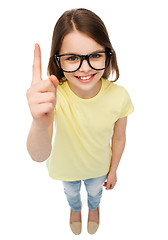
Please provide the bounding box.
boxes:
[46,78,134,181]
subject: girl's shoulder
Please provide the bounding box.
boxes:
[102,78,128,94]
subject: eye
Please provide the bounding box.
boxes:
[67,55,78,61]
[91,53,101,59]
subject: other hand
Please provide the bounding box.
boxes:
[103,171,117,190]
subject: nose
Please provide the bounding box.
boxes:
[79,59,91,72]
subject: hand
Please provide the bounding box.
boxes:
[26,43,59,129]
[103,171,117,190]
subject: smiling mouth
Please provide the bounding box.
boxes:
[75,74,96,80]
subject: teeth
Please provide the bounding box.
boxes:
[78,75,93,80]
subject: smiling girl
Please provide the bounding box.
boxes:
[26,8,134,235]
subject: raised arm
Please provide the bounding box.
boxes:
[26,43,59,162]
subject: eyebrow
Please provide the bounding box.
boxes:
[59,49,105,55]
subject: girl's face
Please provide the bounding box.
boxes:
[59,30,105,99]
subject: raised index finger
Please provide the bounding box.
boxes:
[32,43,42,84]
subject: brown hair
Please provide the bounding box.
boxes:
[47,8,119,84]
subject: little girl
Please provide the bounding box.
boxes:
[26,8,134,235]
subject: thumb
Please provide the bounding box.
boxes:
[106,181,111,190]
[49,75,59,89]
[103,181,107,187]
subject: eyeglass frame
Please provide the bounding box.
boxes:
[54,48,113,73]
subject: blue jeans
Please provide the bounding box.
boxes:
[62,174,107,212]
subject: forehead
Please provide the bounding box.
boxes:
[59,30,104,54]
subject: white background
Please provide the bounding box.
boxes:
[0,0,168,239]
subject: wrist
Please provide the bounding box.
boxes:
[32,119,52,131]
[32,113,54,130]
[109,168,117,175]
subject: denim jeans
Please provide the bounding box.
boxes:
[62,174,107,212]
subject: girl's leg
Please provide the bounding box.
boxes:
[83,174,107,211]
[62,180,82,212]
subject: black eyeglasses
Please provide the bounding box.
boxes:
[54,49,113,73]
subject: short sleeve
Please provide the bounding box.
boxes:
[120,87,134,118]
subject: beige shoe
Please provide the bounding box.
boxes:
[70,222,82,235]
[87,207,99,234]
[70,209,82,235]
